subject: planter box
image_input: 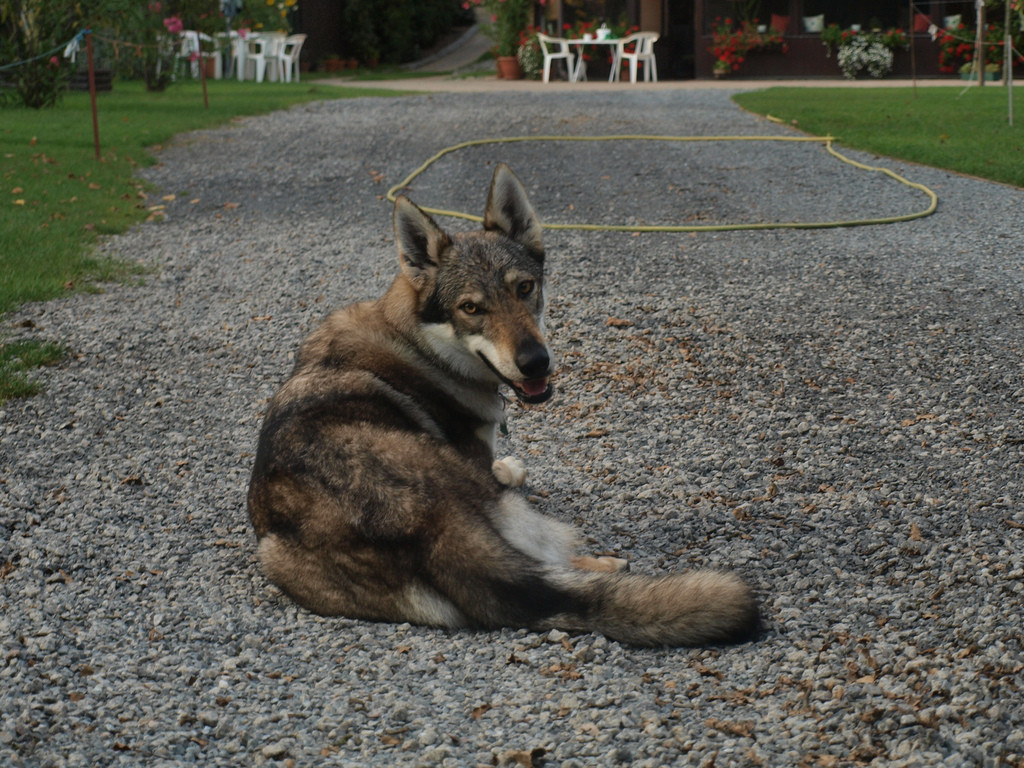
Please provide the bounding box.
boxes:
[69,69,113,92]
[697,34,945,79]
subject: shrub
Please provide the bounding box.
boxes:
[0,0,81,108]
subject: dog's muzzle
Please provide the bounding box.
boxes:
[478,342,553,404]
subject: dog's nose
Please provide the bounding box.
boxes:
[515,340,550,379]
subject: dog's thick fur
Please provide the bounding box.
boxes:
[247,164,759,646]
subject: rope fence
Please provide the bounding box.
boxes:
[0,29,88,72]
[1,27,215,157]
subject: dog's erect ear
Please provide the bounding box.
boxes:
[394,195,451,288]
[483,164,543,260]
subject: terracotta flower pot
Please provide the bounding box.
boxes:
[496,56,523,79]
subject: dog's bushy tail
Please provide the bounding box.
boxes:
[546,569,760,647]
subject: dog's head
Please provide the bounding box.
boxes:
[393,164,553,404]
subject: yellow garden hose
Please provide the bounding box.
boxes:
[385,135,938,233]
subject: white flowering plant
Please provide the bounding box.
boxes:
[836,35,894,78]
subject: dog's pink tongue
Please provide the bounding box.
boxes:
[519,379,548,397]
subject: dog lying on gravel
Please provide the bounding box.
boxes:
[247,164,759,646]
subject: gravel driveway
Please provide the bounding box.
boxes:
[2,88,1022,767]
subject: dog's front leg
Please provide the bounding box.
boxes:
[492,456,527,487]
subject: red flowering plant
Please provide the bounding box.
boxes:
[710,16,786,74]
[938,21,1021,75]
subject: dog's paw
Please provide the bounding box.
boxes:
[571,555,630,574]
[492,456,527,487]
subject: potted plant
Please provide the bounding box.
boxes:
[960,61,1000,80]
[937,22,973,74]
[464,0,533,78]
[319,54,344,72]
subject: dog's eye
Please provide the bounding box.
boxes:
[516,280,535,298]
[460,301,480,315]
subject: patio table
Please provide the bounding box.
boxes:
[564,37,620,82]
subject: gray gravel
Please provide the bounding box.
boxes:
[2,88,1023,767]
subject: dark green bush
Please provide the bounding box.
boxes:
[340,0,463,65]
[0,1,81,108]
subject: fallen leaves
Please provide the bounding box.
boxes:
[496,747,546,767]
[539,661,583,681]
[690,660,725,680]
[704,717,755,738]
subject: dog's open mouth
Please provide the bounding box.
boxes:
[511,378,552,404]
[478,353,553,404]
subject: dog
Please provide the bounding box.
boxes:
[247,164,759,646]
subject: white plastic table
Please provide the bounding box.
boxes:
[564,37,620,82]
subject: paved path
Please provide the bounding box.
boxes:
[332,73,989,92]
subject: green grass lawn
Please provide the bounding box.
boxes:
[734,86,1024,188]
[0,77,403,402]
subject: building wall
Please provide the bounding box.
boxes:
[639,0,662,30]
[298,0,344,67]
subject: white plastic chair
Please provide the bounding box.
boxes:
[277,33,306,83]
[536,33,574,83]
[246,33,285,82]
[612,32,659,83]
[179,31,222,79]
[230,31,248,80]
[178,31,201,78]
